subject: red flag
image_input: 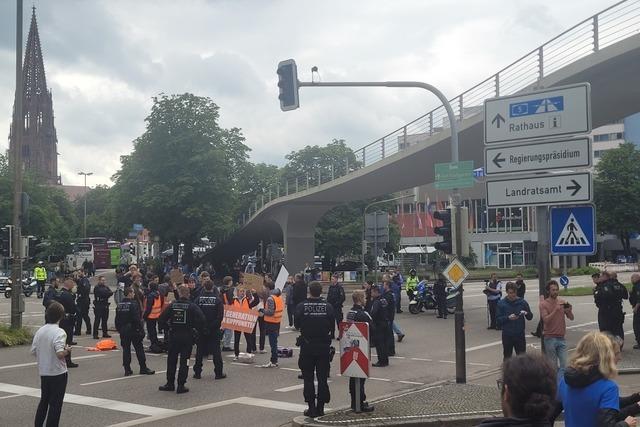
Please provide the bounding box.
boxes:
[416,203,423,230]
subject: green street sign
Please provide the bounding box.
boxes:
[435,161,475,190]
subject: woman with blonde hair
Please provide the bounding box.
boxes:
[558,331,636,427]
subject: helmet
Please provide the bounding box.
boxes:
[409,268,416,275]
[38,261,44,265]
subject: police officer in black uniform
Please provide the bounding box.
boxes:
[629,273,640,350]
[193,279,226,380]
[55,279,79,368]
[434,275,448,319]
[345,290,374,413]
[326,273,345,340]
[74,270,92,336]
[115,286,155,376]
[369,285,390,367]
[92,275,113,339]
[158,285,205,394]
[294,281,335,417]
[594,271,629,345]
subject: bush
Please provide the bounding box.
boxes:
[567,266,600,276]
[0,324,33,347]
[519,268,538,278]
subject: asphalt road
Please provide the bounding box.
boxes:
[0,271,637,427]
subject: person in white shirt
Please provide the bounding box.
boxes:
[32,301,70,426]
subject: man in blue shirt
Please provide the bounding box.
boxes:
[497,282,533,360]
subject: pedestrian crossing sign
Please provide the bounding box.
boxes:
[550,205,596,255]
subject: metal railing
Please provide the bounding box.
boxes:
[230,0,640,238]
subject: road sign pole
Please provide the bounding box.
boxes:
[355,377,361,413]
[536,205,551,352]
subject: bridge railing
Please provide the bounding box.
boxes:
[227,0,640,239]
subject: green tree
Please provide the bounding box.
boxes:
[74,185,126,239]
[111,93,250,264]
[236,162,281,217]
[594,142,640,255]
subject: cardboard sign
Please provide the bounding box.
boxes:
[339,321,370,378]
[221,305,259,334]
[240,273,264,290]
[274,265,289,291]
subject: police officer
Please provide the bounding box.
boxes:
[143,279,163,353]
[434,275,448,319]
[630,273,640,350]
[405,269,419,302]
[92,275,113,339]
[115,287,155,377]
[326,273,345,340]
[294,281,335,417]
[595,271,629,345]
[55,279,79,368]
[345,290,374,413]
[34,261,47,298]
[369,285,390,367]
[193,279,226,380]
[381,277,397,355]
[74,270,92,336]
[158,285,205,394]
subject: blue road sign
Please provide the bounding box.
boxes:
[551,205,596,255]
[510,96,564,118]
[559,275,569,288]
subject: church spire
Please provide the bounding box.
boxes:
[23,6,48,100]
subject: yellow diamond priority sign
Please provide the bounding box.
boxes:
[442,258,469,287]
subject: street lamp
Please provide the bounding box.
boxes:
[78,171,93,238]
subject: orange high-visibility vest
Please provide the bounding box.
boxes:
[263,295,283,324]
[233,298,250,310]
[148,295,163,319]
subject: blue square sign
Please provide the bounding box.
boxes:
[550,205,596,255]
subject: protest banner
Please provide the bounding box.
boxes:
[221,305,259,334]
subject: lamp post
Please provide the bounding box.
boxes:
[78,172,93,238]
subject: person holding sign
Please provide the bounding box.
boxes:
[345,290,374,413]
[233,287,260,360]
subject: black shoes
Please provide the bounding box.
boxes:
[352,402,375,413]
[215,373,227,379]
[372,362,388,367]
[159,383,175,392]
[531,331,541,337]
[103,334,112,338]
[193,372,201,379]
[397,334,405,342]
[93,335,99,339]
[67,362,79,368]
[140,367,155,375]
[304,406,317,418]
[70,341,78,346]
[316,403,325,416]
[176,385,189,394]
[124,369,134,377]
[298,374,304,379]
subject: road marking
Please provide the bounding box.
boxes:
[108,396,310,426]
[389,356,405,359]
[279,367,300,372]
[398,380,424,385]
[0,394,21,401]
[80,371,167,386]
[438,360,456,364]
[275,380,332,392]
[0,354,106,371]
[469,362,491,367]
[0,382,175,416]
[410,357,432,362]
[369,377,391,382]
[566,321,597,330]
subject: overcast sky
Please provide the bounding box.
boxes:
[0,0,616,187]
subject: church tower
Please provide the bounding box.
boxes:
[9,7,60,185]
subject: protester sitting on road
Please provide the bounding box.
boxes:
[476,353,556,427]
[557,331,637,427]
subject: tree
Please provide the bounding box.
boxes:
[593,142,640,255]
[74,185,126,239]
[111,93,250,264]
[236,162,281,217]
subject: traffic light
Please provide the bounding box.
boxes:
[129,243,135,256]
[0,228,9,258]
[277,59,299,111]
[433,207,457,255]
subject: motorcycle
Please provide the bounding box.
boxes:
[408,280,460,315]
[4,277,37,298]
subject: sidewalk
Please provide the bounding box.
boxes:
[292,381,503,427]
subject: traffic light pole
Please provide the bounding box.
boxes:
[11,0,24,329]
[298,78,464,382]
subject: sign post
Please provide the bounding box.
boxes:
[339,321,370,413]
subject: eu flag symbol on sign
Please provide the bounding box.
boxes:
[550,205,596,255]
[510,96,564,118]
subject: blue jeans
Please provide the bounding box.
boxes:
[544,336,568,375]
[392,321,404,336]
[268,333,278,364]
[223,329,232,347]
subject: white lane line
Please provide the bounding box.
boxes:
[389,356,405,359]
[81,371,167,386]
[0,394,21,401]
[279,367,300,372]
[108,396,311,426]
[398,380,424,385]
[566,321,597,330]
[410,357,432,362]
[369,377,391,382]
[469,362,491,367]
[0,354,106,371]
[275,380,332,392]
[438,360,456,364]
[0,382,175,416]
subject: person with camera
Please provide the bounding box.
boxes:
[539,280,574,375]
[294,281,335,418]
[484,273,503,330]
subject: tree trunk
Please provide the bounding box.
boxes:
[619,231,631,256]
[172,239,179,265]
[182,240,194,270]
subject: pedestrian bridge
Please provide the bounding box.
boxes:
[207,0,640,273]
